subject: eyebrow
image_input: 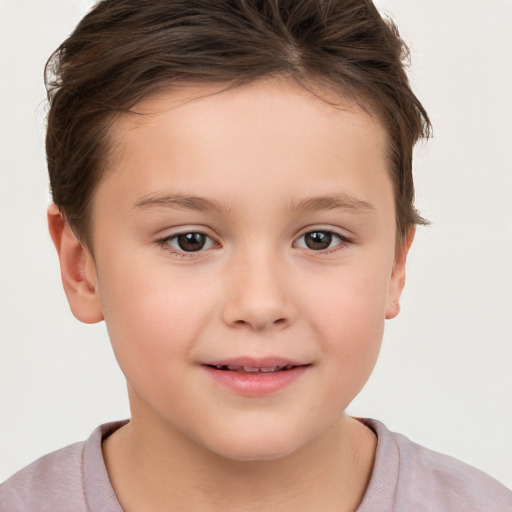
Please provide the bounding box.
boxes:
[134,193,229,214]
[289,194,376,214]
[134,192,375,216]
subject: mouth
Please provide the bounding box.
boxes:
[201,358,310,395]
[205,364,300,374]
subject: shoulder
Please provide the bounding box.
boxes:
[358,418,512,512]
[0,421,126,512]
[392,428,512,511]
[0,440,87,512]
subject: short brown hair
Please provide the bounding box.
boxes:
[45,0,431,247]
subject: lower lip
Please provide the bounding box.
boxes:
[202,365,308,396]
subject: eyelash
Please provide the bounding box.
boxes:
[156,229,351,257]
[293,230,350,254]
[157,231,217,258]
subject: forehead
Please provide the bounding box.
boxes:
[98,78,392,217]
[116,79,385,144]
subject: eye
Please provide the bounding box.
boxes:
[163,232,216,253]
[294,230,345,251]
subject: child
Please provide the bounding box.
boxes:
[1,1,511,510]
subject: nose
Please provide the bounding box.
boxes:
[222,251,297,331]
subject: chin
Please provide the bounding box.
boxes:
[200,427,311,463]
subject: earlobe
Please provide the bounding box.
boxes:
[47,204,104,324]
[385,228,415,320]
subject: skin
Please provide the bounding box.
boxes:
[48,78,413,512]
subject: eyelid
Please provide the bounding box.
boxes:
[156,227,220,257]
[295,224,353,240]
[293,227,352,253]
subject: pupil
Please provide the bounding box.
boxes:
[305,231,332,250]
[177,233,206,252]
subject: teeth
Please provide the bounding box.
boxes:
[211,364,297,372]
[259,367,278,373]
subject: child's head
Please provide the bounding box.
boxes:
[46,0,430,461]
[45,0,430,251]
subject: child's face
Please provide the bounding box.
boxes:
[76,79,408,460]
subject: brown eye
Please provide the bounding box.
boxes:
[177,233,206,251]
[165,232,215,253]
[304,231,332,250]
[294,230,345,251]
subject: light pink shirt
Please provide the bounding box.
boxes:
[1,419,511,511]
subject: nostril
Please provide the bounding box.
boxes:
[231,317,287,330]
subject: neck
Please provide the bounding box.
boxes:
[102,412,376,512]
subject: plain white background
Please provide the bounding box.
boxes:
[1,0,511,488]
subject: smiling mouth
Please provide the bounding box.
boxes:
[202,361,310,394]
[205,364,300,374]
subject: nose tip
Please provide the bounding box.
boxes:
[222,263,296,331]
[230,308,289,331]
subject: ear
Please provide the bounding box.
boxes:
[385,228,415,320]
[47,204,104,324]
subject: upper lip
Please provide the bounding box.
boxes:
[202,357,310,370]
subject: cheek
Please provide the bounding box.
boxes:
[96,258,215,383]
[305,258,390,334]
[303,263,390,391]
